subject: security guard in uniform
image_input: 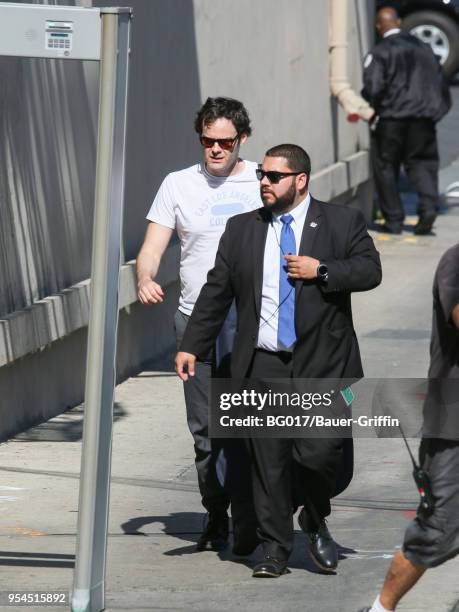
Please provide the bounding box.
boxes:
[362,7,451,235]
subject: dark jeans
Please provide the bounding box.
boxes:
[372,118,439,227]
[174,309,229,514]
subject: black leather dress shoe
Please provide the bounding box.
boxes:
[298,509,338,571]
[378,223,402,235]
[252,555,288,578]
[232,525,260,556]
[196,511,229,552]
[413,215,435,235]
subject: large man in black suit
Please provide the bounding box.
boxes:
[176,144,382,577]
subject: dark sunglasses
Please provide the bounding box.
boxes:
[199,135,239,150]
[256,169,303,184]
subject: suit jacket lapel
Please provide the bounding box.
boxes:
[253,208,270,317]
[296,197,322,302]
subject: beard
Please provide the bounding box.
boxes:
[261,181,297,214]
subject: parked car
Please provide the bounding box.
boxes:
[377,0,459,76]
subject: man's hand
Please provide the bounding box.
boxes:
[284,255,320,280]
[138,278,164,304]
[452,303,459,331]
[175,352,197,381]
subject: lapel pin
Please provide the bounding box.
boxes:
[310,222,318,228]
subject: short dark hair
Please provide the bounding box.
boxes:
[194,97,252,136]
[265,144,311,185]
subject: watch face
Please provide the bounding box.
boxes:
[318,264,328,275]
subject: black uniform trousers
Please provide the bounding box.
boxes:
[247,349,343,562]
[372,118,439,228]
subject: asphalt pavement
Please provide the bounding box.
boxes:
[1,95,459,611]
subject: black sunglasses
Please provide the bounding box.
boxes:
[256,169,303,184]
[199,135,239,150]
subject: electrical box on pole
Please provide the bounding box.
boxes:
[0,3,132,611]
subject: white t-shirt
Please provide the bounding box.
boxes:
[147,160,262,315]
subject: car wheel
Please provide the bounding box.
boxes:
[402,10,459,77]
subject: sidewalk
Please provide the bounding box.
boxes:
[1,171,459,611]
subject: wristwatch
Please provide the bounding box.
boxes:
[316,262,329,282]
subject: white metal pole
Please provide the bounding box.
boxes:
[72,8,131,612]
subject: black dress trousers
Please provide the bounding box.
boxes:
[372,118,439,227]
[247,349,343,562]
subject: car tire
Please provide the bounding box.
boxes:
[402,10,459,77]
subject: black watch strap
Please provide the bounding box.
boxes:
[317,263,329,281]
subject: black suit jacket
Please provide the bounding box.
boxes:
[180,197,382,378]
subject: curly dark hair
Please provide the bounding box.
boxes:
[194,97,252,136]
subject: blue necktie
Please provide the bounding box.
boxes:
[278,214,297,349]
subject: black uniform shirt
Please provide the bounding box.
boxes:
[362,31,451,122]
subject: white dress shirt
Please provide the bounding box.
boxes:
[257,193,311,351]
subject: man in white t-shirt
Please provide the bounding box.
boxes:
[136,97,261,553]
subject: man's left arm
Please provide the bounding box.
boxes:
[321,209,382,293]
[286,210,381,292]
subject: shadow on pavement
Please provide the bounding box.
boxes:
[121,512,206,542]
[0,551,74,568]
[11,402,127,443]
[120,513,357,575]
[120,512,254,568]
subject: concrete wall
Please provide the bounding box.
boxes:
[0,0,374,439]
[191,0,371,170]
